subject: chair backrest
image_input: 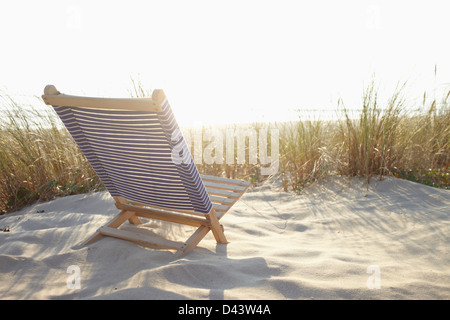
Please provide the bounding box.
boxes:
[44,87,212,215]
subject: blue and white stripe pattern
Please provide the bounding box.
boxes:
[52,99,212,214]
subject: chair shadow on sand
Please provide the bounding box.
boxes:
[162,244,280,300]
[66,217,281,300]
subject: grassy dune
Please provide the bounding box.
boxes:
[0,94,103,214]
[0,81,448,213]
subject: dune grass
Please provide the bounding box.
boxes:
[0,80,448,213]
[0,93,103,214]
[278,79,449,190]
[334,80,407,184]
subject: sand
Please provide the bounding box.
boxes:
[0,176,449,300]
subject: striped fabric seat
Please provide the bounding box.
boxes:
[52,100,212,215]
[42,85,250,257]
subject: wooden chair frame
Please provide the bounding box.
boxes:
[83,175,250,257]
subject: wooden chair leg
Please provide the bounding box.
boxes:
[175,225,211,257]
[207,209,228,244]
[83,210,136,245]
[128,214,142,225]
[114,196,143,225]
[175,209,228,257]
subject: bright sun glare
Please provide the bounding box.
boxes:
[1,0,449,126]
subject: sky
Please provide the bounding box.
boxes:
[1,0,449,126]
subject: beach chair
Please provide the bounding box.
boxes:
[41,85,250,257]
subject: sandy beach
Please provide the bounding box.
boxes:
[0,176,449,300]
